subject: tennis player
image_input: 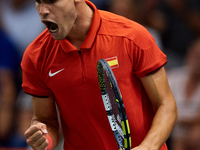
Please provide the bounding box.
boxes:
[22,0,178,150]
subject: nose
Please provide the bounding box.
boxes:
[38,3,50,17]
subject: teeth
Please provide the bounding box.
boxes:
[49,23,58,33]
[50,28,58,33]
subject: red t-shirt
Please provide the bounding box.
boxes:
[21,1,167,149]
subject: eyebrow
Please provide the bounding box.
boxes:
[36,0,56,3]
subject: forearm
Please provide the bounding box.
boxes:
[138,67,178,150]
[139,101,178,150]
[28,96,60,149]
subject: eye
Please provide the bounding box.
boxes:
[35,0,41,3]
[35,0,57,4]
[48,0,57,3]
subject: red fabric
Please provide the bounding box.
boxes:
[21,1,167,150]
[46,133,53,150]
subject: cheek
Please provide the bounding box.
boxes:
[62,9,77,25]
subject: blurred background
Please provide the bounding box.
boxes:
[0,0,200,150]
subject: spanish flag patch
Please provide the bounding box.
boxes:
[105,56,119,69]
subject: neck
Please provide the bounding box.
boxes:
[67,1,94,49]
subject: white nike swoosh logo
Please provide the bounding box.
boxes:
[49,68,65,77]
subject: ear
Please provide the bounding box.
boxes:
[74,0,81,3]
[74,0,84,6]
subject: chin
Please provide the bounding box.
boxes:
[51,34,66,40]
[52,36,65,40]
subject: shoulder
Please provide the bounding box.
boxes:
[25,29,55,52]
[21,29,58,71]
[23,29,58,59]
[98,10,156,50]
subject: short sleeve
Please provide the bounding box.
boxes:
[21,51,52,97]
[128,30,167,78]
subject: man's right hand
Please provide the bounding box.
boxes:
[24,123,49,150]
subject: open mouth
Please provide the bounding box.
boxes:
[43,21,58,33]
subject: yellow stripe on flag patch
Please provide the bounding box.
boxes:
[105,56,119,69]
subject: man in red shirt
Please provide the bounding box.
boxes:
[22,0,178,150]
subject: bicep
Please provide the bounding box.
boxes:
[140,67,175,110]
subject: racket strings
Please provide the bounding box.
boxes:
[103,70,125,149]
[104,70,121,126]
[97,60,131,150]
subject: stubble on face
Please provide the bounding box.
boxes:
[36,0,79,40]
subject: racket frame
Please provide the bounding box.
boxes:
[97,59,131,150]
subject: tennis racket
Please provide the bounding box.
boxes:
[97,59,131,150]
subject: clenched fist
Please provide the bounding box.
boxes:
[24,123,51,150]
